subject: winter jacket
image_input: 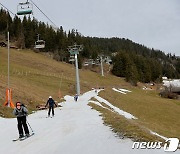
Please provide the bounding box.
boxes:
[13,106,28,117]
[74,95,78,101]
[45,98,57,107]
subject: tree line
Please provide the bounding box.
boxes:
[0,8,179,85]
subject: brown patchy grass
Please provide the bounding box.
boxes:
[0,103,14,118]
[88,102,163,142]
[1,47,179,142]
[0,47,126,117]
[99,87,180,139]
[90,97,113,110]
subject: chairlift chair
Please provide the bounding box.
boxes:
[69,55,75,62]
[17,1,33,15]
[35,40,45,49]
[69,58,75,62]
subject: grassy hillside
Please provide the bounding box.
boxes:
[97,88,180,139]
[0,47,125,117]
[0,47,179,142]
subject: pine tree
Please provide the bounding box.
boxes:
[0,8,179,83]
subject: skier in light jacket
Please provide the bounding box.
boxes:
[13,102,30,138]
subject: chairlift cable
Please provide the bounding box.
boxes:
[29,0,58,29]
[0,2,16,16]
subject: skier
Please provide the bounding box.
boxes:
[74,94,78,102]
[45,96,57,117]
[13,102,30,138]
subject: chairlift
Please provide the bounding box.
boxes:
[17,1,33,15]
[35,40,45,49]
[84,62,89,66]
[69,55,75,62]
[69,58,75,62]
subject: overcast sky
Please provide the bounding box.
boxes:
[2,0,180,56]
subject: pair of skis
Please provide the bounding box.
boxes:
[13,133,35,142]
[46,115,55,118]
[13,115,53,142]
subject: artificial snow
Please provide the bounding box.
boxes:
[118,88,132,93]
[112,88,127,94]
[0,90,174,154]
[94,95,137,120]
[150,131,168,141]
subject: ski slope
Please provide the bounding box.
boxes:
[0,90,173,154]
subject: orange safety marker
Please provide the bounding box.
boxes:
[4,88,15,108]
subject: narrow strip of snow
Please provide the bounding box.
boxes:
[88,100,112,111]
[94,95,137,120]
[89,97,169,142]
[88,100,104,107]
[119,88,132,93]
[150,131,168,140]
[112,88,127,94]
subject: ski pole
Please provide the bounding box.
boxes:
[27,120,34,133]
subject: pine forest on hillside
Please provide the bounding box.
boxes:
[0,9,180,85]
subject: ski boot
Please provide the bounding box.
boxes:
[19,134,24,139]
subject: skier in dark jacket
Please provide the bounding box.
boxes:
[13,102,30,138]
[45,96,57,117]
[74,94,78,102]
